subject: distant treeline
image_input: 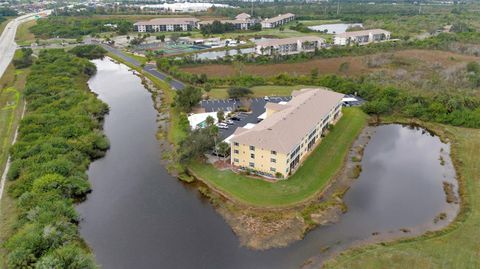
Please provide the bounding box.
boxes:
[0,7,17,24]
[30,16,133,38]
[4,46,108,268]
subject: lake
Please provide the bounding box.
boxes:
[76,58,458,269]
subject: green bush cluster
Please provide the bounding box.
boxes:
[13,48,34,69]
[69,44,107,59]
[30,17,133,38]
[4,49,109,268]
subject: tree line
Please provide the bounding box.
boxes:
[30,17,133,38]
[4,47,108,268]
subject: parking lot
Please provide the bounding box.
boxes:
[201,96,291,140]
[200,95,364,140]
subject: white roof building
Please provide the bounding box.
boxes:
[334,29,391,46]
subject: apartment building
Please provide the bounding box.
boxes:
[261,13,295,28]
[230,88,344,178]
[333,29,391,45]
[198,13,258,30]
[255,36,325,55]
[133,17,200,32]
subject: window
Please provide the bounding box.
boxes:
[270,167,276,172]
[234,142,239,146]
[250,145,255,151]
[249,162,254,168]
[234,150,239,154]
[271,150,277,155]
[270,158,276,163]
[234,158,239,162]
[250,153,255,159]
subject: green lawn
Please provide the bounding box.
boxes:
[189,107,368,207]
[324,122,480,269]
[14,19,36,46]
[209,85,317,99]
[123,51,148,65]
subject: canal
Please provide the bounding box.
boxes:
[76,58,458,269]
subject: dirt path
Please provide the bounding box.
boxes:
[0,102,26,204]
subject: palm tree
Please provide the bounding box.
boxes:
[205,115,215,126]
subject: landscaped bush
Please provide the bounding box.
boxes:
[4,49,109,268]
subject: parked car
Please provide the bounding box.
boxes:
[264,96,270,101]
[231,116,241,121]
[225,119,234,125]
[216,123,228,129]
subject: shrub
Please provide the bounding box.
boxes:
[4,49,106,267]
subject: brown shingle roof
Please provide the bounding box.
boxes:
[263,13,295,24]
[235,13,251,20]
[231,88,344,154]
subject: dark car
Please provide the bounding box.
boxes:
[231,116,241,121]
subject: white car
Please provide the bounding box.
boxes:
[216,123,228,129]
[264,96,270,101]
[225,120,234,125]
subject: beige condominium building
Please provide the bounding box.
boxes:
[333,29,391,46]
[198,13,258,30]
[261,13,295,28]
[255,36,325,55]
[134,17,200,32]
[230,88,344,179]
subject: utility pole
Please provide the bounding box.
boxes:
[337,0,340,16]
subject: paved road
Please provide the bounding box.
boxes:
[0,11,51,79]
[99,43,185,90]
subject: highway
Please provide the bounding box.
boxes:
[99,43,185,90]
[0,11,51,79]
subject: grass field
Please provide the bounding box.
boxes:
[208,85,317,99]
[0,64,28,267]
[123,51,148,65]
[189,107,368,207]
[324,122,480,268]
[14,19,36,46]
[181,49,479,78]
[0,17,12,36]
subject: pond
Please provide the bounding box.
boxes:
[76,58,459,269]
[308,23,363,34]
[185,47,255,60]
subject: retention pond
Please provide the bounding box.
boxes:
[77,58,459,269]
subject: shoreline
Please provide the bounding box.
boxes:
[107,56,462,257]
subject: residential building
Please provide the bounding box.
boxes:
[261,13,295,28]
[333,29,391,45]
[198,13,258,30]
[235,12,251,20]
[134,17,200,32]
[255,36,325,55]
[230,88,344,179]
